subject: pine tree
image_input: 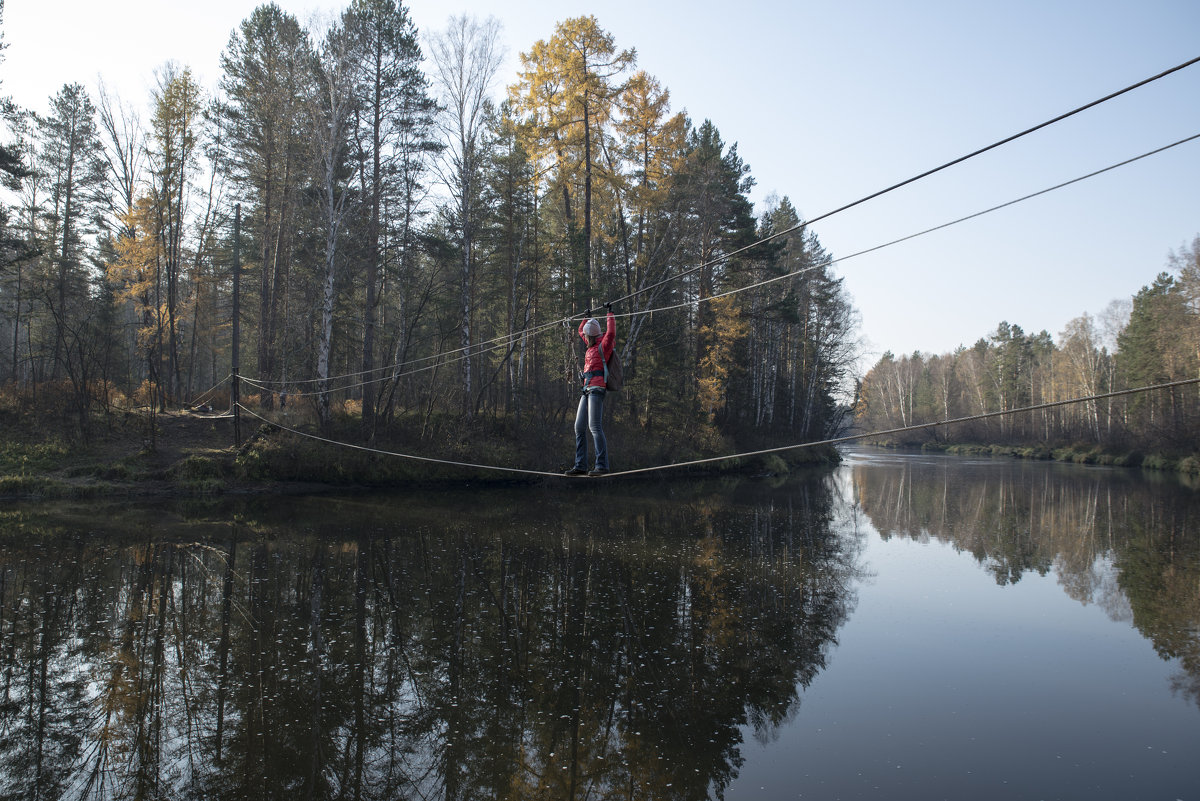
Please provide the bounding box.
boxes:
[675,120,756,397]
[219,4,315,408]
[482,107,538,417]
[1117,273,1193,433]
[37,83,105,380]
[613,70,687,385]
[344,0,438,437]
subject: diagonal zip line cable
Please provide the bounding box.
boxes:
[612,129,1200,318]
[236,378,1200,479]
[606,54,1200,309]
[804,131,1200,270]
[244,131,1200,399]
[188,374,231,408]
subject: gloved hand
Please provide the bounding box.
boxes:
[605,302,613,312]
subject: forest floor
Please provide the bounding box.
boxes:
[0,408,331,500]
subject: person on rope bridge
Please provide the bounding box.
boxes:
[565,303,615,476]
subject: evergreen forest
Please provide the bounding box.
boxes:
[0,2,857,475]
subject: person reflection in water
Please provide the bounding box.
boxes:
[566,303,615,477]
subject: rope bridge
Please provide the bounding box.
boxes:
[197,56,1200,481]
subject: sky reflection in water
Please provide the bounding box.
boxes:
[730,453,1199,800]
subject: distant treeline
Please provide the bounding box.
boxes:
[855,243,1200,465]
[0,2,854,459]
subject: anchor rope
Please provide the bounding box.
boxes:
[236,403,565,478]
[188,374,232,409]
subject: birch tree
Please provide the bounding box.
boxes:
[428,14,503,417]
[310,20,357,431]
[1059,314,1105,439]
[96,82,143,236]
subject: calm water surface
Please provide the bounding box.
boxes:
[0,450,1196,799]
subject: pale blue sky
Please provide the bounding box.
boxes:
[5,0,1198,366]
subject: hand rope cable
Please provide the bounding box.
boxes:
[240,132,1200,399]
[244,54,1200,393]
[247,316,568,390]
[605,54,1200,309]
[251,318,568,387]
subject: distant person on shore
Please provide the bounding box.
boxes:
[566,304,615,476]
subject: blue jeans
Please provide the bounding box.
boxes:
[574,389,608,471]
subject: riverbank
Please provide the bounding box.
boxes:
[864,436,1200,478]
[0,407,839,500]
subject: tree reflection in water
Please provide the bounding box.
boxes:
[0,478,860,800]
[850,456,1200,711]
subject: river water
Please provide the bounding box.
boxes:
[0,450,1196,800]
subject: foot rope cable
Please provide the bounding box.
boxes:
[607,377,1200,477]
[236,402,565,478]
[236,377,1200,480]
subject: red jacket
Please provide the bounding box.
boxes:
[579,312,616,388]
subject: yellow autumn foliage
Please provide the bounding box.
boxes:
[697,296,749,420]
